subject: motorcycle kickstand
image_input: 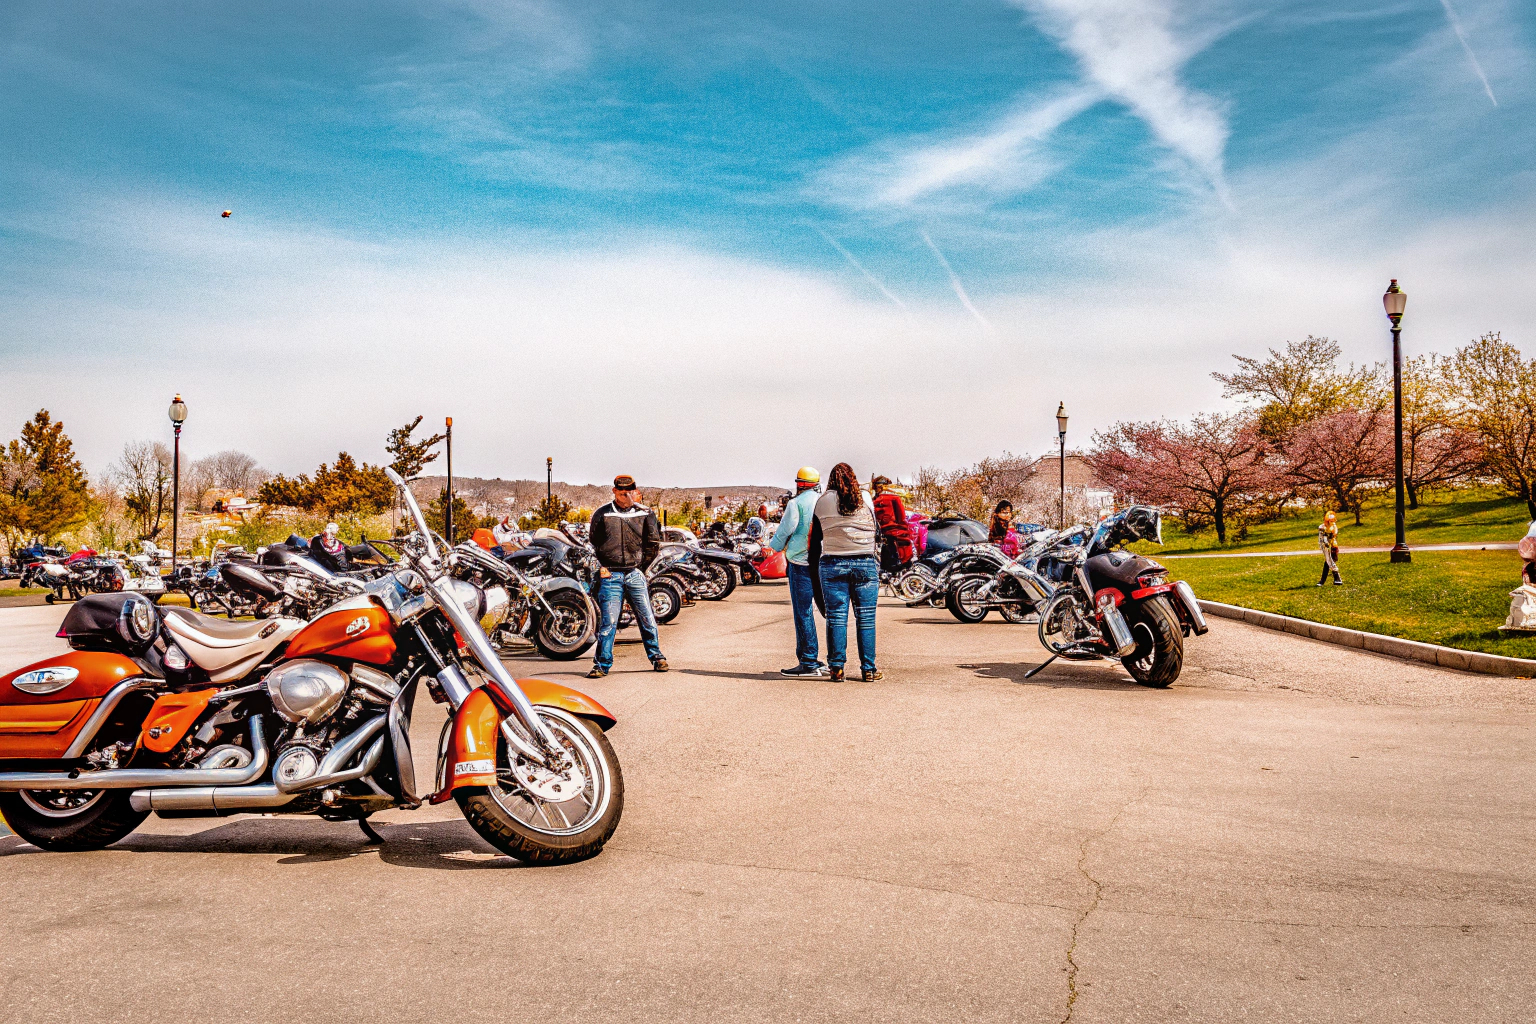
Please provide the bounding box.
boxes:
[1023,654,1059,679]
[357,818,385,844]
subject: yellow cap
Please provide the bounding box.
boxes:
[795,466,820,485]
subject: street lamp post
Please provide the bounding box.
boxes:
[546,458,552,504]
[167,395,187,571]
[1384,280,1411,564]
[1056,402,1068,530]
[444,416,454,545]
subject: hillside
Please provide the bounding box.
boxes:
[408,475,784,516]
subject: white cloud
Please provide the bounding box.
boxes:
[1008,0,1231,199]
[920,231,997,337]
[815,87,1099,209]
[1437,0,1498,105]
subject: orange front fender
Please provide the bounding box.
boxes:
[430,679,616,804]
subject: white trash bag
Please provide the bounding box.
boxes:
[1505,584,1536,630]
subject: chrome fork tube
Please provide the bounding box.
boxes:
[428,577,562,756]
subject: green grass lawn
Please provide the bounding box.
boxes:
[1169,549,1536,658]
[1138,488,1530,555]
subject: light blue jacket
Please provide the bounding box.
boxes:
[769,488,819,566]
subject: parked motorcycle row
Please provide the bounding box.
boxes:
[5,541,171,604]
[0,479,1206,860]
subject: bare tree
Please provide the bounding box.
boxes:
[205,450,268,494]
[116,441,173,539]
[184,457,218,512]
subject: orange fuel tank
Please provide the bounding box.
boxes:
[283,603,396,666]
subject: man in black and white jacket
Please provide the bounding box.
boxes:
[586,474,668,678]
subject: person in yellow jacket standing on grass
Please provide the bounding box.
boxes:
[1317,511,1342,586]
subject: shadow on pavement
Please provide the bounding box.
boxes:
[960,661,1148,690]
[1,817,538,870]
[676,668,783,681]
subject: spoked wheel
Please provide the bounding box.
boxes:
[999,602,1036,624]
[649,577,683,624]
[532,590,595,660]
[0,789,148,852]
[895,567,937,602]
[695,563,735,601]
[457,707,625,864]
[945,575,990,623]
[1121,595,1184,687]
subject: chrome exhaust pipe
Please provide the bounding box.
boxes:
[131,727,388,813]
[1100,603,1138,657]
[1172,581,1209,635]
[0,717,271,792]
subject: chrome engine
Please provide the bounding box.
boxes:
[264,659,349,725]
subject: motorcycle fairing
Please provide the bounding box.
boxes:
[430,680,617,804]
[0,652,145,759]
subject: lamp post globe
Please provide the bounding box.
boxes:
[1384,280,1411,564]
[168,394,187,571]
[1056,402,1068,530]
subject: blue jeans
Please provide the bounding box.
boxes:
[593,569,664,671]
[819,555,878,674]
[786,560,822,669]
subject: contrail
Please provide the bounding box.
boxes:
[1438,0,1498,106]
[816,228,908,310]
[920,230,996,337]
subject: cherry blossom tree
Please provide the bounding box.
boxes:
[1281,407,1392,524]
[1089,412,1278,544]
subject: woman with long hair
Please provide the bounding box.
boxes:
[808,462,881,681]
[989,500,1020,558]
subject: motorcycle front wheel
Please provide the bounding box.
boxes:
[1121,595,1183,687]
[945,576,990,623]
[457,707,624,864]
[532,590,596,660]
[697,563,736,601]
[649,577,683,624]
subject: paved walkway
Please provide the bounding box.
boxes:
[2,589,1532,1022]
[1163,541,1518,558]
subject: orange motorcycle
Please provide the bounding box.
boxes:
[0,470,623,861]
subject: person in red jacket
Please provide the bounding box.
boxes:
[871,476,914,569]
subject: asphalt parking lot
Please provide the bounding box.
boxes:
[2,585,1533,1023]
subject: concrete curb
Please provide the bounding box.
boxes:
[1198,600,1536,678]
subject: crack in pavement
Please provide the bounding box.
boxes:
[606,843,1078,916]
[1060,788,1150,1024]
[1100,906,1536,931]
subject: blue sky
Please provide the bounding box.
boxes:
[2,1,1532,486]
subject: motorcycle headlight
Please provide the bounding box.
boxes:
[116,594,159,651]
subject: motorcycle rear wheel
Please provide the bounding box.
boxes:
[532,590,595,660]
[945,576,990,623]
[1121,595,1183,687]
[0,789,148,852]
[457,707,624,865]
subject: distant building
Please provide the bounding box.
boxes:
[1027,454,1115,509]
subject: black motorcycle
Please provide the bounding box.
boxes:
[1011,506,1208,687]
